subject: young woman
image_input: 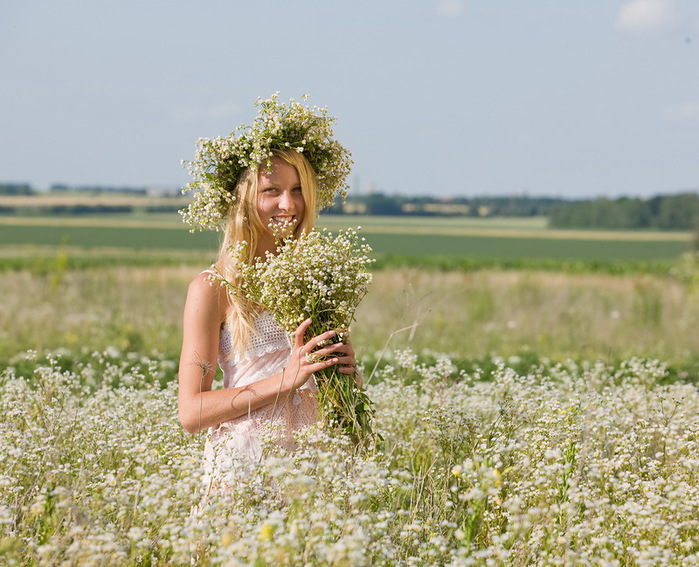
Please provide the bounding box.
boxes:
[177,95,357,482]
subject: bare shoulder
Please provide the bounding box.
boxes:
[187,270,219,295]
[184,269,229,322]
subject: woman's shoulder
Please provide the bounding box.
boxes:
[188,267,217,292]
[186,266,230,315]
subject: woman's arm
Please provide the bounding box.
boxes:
[177,273,353,433]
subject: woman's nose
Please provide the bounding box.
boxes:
[278,190,293,211]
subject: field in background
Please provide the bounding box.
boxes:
[4,203,699,563]
[0,213,692,263]
[1,265,698,379]
[1,211,697,374]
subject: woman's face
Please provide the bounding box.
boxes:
[256,156,305,253]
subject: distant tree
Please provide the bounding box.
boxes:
[656,193,699,230]
[363,193,404,215]
[321,194,345,215]
[0,183,34,195]
[550,192,699,230]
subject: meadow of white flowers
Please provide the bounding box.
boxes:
[2,348,699,566]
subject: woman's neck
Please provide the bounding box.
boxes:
[254,235,277,257]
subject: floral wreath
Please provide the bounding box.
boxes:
[180,93,353,231]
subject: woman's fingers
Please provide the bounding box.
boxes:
[294,322,356,354]
[308,342,346,359]
[303,330,338,352]
[289,322,360,383]
[293,318,314,348]
[306,341,356,364]
[305,351,357,374]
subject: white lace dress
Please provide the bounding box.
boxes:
[202,309,318,486]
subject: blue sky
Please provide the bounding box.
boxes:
[2,0,698,199]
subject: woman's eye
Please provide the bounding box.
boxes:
[292,186,302,193]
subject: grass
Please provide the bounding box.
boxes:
[0,223,218,250]
[321,214,692,240]
[1,212,697,374]
[357,268,699,377]
[0,214,692,262]
[2,264,699,379]
[0,266,195,363]
[364,232,688,260]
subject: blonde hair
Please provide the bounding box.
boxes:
[217,149,318,355]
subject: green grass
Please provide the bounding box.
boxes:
[363,232,689,260]
[2,263,699,374]
[373,255,677,277]
[0,215,692,263]
[0,223,218,250]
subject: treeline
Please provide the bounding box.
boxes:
[326,191,699,230]
[1,185,566,217]
[3,181,698,230]
[0,183,184,216]
[49,184,148,194]
[0,183,151,195]
[549,192,699,230]
[0,183,34,195]
[326,193,563,217]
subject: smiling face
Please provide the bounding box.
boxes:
[255,155,306,255]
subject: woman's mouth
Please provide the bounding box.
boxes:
[270,216,296,226]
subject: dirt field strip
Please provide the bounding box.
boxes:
[0,194,190,207]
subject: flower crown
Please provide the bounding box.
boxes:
[180,93,353,231]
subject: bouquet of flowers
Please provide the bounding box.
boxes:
[224,227,376,444]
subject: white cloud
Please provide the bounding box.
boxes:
[437,0,464,19]
[617,0,676,32]
[664,101,699,121]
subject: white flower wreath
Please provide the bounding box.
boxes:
[180,93,353,231]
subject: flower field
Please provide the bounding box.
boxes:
[2,348,699,565]
[2,241,699,565]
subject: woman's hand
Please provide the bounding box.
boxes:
[337,335,363,386]
[331,332,361,382]
[281,318,359,390]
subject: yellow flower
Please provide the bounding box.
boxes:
[259,523,275,541]
[221,530,235,547]
[492,469,502,487]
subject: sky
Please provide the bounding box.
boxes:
[1,0,698,199]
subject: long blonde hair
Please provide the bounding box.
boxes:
[217,148,318,354]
